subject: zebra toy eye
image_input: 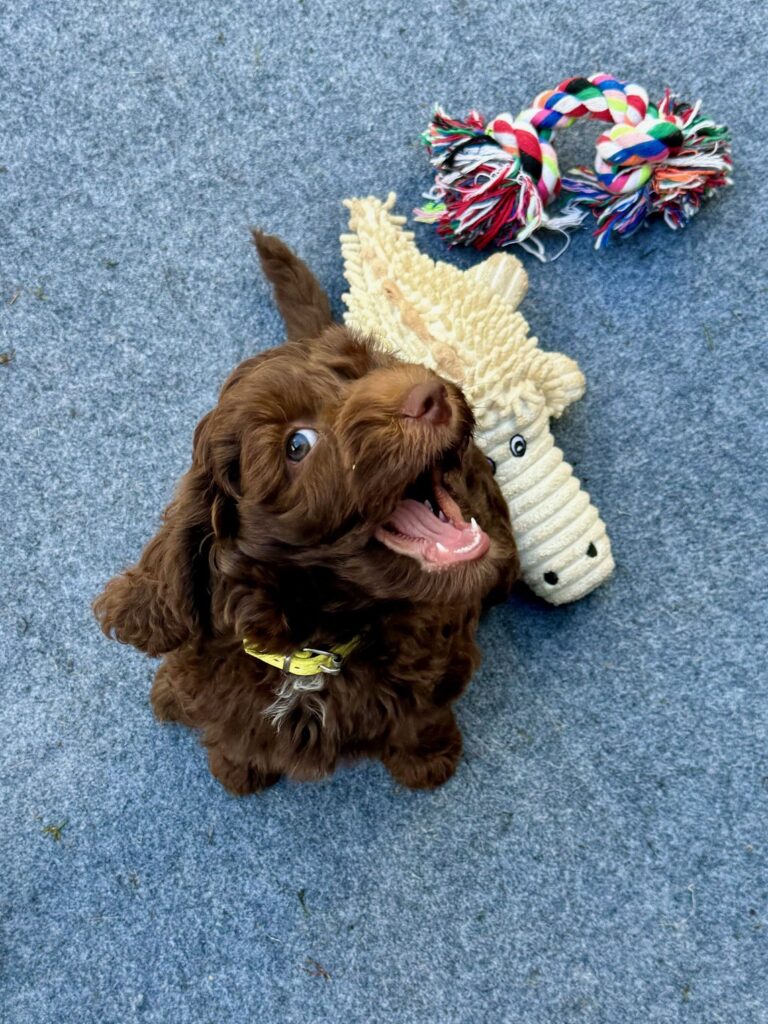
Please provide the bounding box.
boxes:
[510,434,526,458]
[286,428,319,463]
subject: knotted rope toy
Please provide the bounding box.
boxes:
[416,73,733,253]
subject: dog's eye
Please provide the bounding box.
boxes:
[486,456,496,475]
[286,428,319,463]
[510,434,526,458]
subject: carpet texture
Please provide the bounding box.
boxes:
[2,2,767,1022]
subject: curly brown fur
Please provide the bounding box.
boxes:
[94,232,518,794]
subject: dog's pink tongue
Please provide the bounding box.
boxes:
[385,498,489,567]
[389,499,467,545]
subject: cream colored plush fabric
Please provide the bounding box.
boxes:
[341,193,614,604]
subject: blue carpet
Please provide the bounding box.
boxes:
[2,2,767,1022]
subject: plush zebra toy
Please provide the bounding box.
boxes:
[341,193,614,605]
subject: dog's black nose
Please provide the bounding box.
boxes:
[400,381,451,425]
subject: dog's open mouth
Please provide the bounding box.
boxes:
[375,467,490,570]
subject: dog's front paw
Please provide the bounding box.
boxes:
[385,748,461,790]
[207,747,281,797]
[384,717,463,790]
[150,663,194,726]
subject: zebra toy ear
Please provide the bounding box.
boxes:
[524,350,586,419]
[463,252,529,311]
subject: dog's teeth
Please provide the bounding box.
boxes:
[436,542,448,553]
[424,499,434,513]
[438,510,448,522]
[470,517,480,531]
[456,533,482,554]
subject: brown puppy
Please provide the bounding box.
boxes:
[94,233,518,794]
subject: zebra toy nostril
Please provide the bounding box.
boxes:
[587,543,597,557]
[544,571,558,585]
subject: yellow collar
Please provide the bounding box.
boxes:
[242,636,361,676]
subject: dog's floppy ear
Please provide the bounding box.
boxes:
[93,415,218,657]
[251,230,333,342]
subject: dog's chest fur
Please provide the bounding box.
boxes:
[264,672,329,730]
[260,612,480,736]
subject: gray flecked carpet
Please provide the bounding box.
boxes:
[2,2,767,1022]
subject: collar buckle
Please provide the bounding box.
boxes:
[300,647,344,674]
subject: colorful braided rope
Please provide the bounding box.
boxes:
[416,74,733,253]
